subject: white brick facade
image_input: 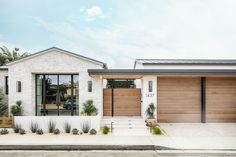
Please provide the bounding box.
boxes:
[7,48,104,116]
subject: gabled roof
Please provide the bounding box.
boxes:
[134,59,236,68]
[6,47,107,68]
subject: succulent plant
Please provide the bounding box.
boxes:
[53,128,60,135]
[36,129,43,135]
[19,129,26,135]
[14,123,21,133]
[64,122,71,133]
[72,128,78,135]
[0,128,9,135]
[30,122,38,133]
[89,129,97,135]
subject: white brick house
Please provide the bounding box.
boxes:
[0,47,236,123]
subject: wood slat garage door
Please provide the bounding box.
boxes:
[206,77,236,122]
[103,88,141,116]
[157,77,201,122]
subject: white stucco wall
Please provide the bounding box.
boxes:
[141,76,157,118]
[7,49,104,116]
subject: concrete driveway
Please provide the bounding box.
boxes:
[157,123,236,149]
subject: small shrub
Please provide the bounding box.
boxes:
[72,128,78,135]
[11,100,23,116]
[36,129,43,135]
[14,123,21,133]
[48,120,56,133]
[64,122,71,133]
[19,129,26,135]
[152,127,162,135]
[146,103,156,119]
[81,120,91,133]
[103,126,109,135]
[53,128,60,135]
[82,100,97,116]
[0,128,9,135]
[30,122,38,133]
[89,129,97,135]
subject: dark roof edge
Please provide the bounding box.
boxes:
[88,69,236,75]
[6,47,107,69]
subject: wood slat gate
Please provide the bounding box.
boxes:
[103,88,141,116]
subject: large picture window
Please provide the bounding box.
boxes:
[36,74,79,116]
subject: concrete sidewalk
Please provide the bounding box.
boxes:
[0,134,236,150]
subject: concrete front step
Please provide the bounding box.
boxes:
[101,117,150,136]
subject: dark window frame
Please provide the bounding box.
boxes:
[148,81,153,92]
[88,81,92,92]
[35,74,79,116]
[5,76,8,95]
[16,81,21,92]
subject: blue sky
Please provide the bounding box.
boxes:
[1,0,236,68]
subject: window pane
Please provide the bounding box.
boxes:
[148,81,153,92]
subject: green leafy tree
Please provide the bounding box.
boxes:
[0,46,30,65]
[0,88,8,116]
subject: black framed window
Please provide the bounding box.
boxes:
[106,79,136,88]
[5,76,8,95]
[88,81,92,92]
[16,81,21,92]
[148,81,153,92]
[36,74,79,116]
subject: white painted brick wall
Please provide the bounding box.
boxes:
[7,49,104,116]
[141,76,157,118]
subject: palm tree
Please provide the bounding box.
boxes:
[0,46,30,65]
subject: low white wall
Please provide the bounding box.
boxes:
[14,115,101,132]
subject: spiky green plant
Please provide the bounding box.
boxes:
[64,122,71,133]
[81,120,91,133]
[14,123,21,133]
[30,122,38,133]
[145,103,156,119]
[48,120,56,133]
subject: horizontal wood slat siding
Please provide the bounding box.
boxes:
[206,77,236,122]
[103,88,141,116]
[157,77,201,122]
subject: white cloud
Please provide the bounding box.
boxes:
[83,6,104,21]
[34,0,236,68]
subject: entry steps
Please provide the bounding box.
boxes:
[101,117,150,136]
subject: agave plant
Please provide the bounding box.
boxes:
[48,120,56,133]
[30,122,38,133]
[14,123,21,133]
[64,122,71,133]
[81,120,91,133]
